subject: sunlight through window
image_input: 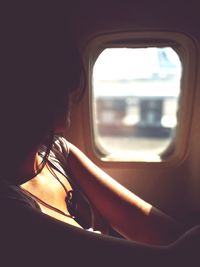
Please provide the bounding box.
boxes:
[92,47,182,161]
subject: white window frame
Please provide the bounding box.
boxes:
[83,31,197,166]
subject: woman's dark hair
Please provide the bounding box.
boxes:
[0,4,85,183]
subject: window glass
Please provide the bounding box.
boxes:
[92,47,182,161]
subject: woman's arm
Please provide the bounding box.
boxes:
[66,141,185,245]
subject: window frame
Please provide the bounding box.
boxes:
[83,31,197,166]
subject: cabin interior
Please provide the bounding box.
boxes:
[64,0,200,227]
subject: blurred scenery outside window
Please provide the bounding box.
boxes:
[92,47,182,161]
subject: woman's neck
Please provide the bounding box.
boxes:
[17,150,41,184]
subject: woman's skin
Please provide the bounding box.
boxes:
[21,154,82,228]
[1,141,199,266]
[16,136,183,249]
[16,102,184,246]
[66,142,184,245]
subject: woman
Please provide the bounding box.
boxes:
[0,5,199,267]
